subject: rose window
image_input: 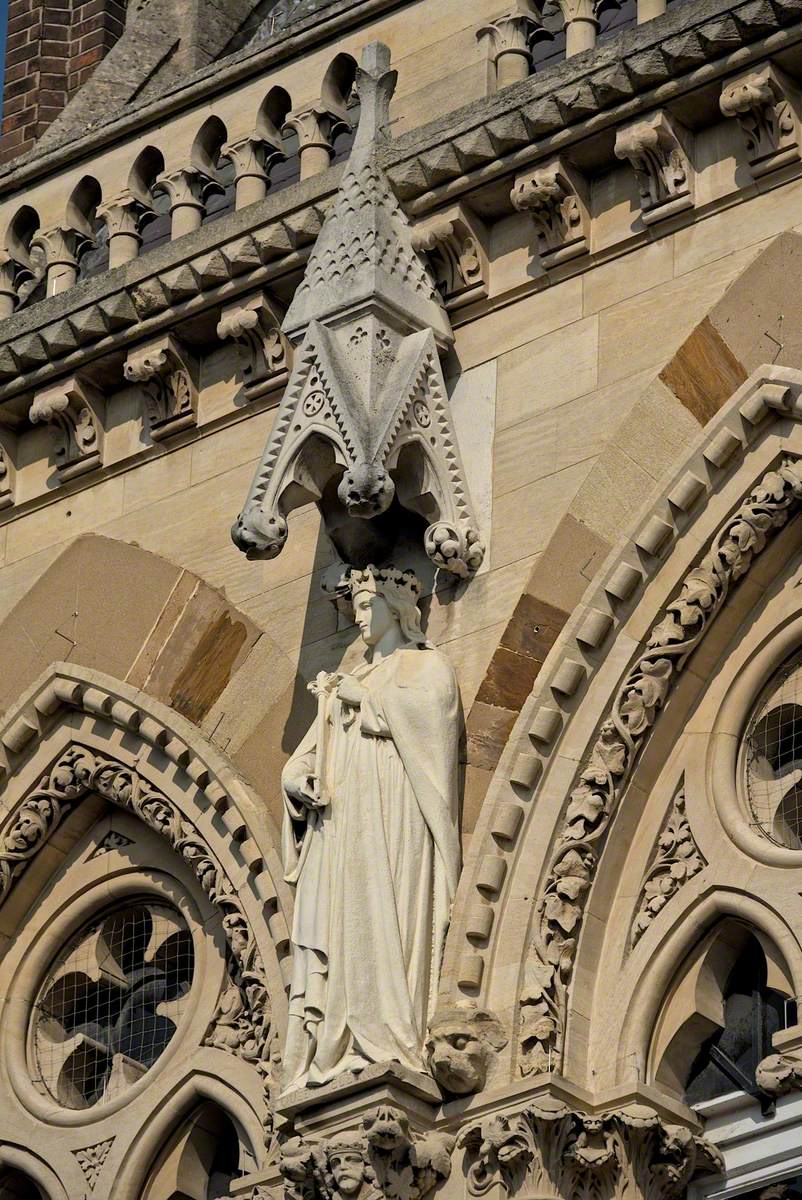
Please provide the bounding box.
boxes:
[745,655,802,849]
[31,902,195,1109]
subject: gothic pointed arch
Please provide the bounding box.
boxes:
[0,661,292,1175]
[442,359,802,1105]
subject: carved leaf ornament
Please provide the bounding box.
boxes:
[0,745,274,1115]
[631,789,705,946]
[520,458,802,1075]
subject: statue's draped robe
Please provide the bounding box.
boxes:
[281,644,461,1091]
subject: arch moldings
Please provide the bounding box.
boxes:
[443,365,802,1088]
[0,661,293,1137]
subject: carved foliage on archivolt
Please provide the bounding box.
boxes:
[519,458,802,1077]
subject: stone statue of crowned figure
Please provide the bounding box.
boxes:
[280,565,461,1093]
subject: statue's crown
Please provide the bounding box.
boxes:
[349,564,421,601]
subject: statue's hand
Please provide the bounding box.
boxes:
[286,773,324,810]
[336,674,366,707]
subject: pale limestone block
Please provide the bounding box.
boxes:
[440,618,507,713]
[453,275,584,371]
[489,211,542,297]
[448,359,496,554]
[597,244,766,386]
[197,342,243,426]
[690,119,742,209]
[569,446,656,548]
[241,571,339,649]
[255,502,339,595]
[0,543,65,625]
[122,444,193,514]
[6,476,126,565]
[98,461,260,605]
[425,555,538,648]
[496,314,599,432]
[200,629,296,756]
[190,408,275,487]
[611,377,700,481]
[491,459,595,570]
[674,176,802,276]
[102,385,145,467]
[582,239,674,316]
[590,163,643,255]
[14,425,57,505]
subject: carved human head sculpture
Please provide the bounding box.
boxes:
[426,1007,508,1095]
[349,565,427,648]
[324,1136,371,1198]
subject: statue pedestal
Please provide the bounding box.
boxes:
[277,1060,443,1137]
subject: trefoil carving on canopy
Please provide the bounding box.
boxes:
[232,43,484,579]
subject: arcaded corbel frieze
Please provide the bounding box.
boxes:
[278,1105,454,1200]
[614,111,694,224]
[222,133,286,208]
[720,63,802,180]
[459,1101,722,1200]
[98,189,154,268]
[411,204,489,308]
[477,4,547,89]
[217,292,291,397]
[511,157,590,269]
[29,375,104,481]
[123,333,198,441]
[30,224,94,296]
[630,786,705,947]
[283,105,351,180]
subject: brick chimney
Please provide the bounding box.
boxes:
[0,0,127,165]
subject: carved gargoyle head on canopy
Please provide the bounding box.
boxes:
[231,42,484,579]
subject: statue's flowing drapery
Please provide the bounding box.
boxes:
[281,644,461,1091]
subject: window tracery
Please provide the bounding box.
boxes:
[31,901,195,1111]
[744,657,802,849]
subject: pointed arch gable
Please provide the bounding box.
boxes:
[444,363,802,1094]
[0,661,292,1141]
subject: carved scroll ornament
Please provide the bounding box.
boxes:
[124,333,198,440]
[630,787,705,946]
[459,1101,722,1200]
[519,457,802,1075]
[614,111,694,224]
[720,63,802,179]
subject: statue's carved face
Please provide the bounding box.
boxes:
[329,1149,366,1195]
[353,590,397,647]
[427,1021,489,1094]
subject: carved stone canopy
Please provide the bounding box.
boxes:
[232,43,485,579]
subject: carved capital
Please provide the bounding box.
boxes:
[222,133,285,183]
[284,107,351,158]
[412,204,489,307]
[459,1102,722,1200]
[217,292,291,396]
[756,1049,802,1097]
[614,111,694,224]
[277,1107,454,1200]
[30,376,104,481]
[477,10,545,65]
[720,63,802,179]
[0,255,32,315]
[123,334,198,441]
[511,157,590,268]
[154,167,222,214]
[31,225,93,294]
[97,190,153,242]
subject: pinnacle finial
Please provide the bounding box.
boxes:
[353,41,397,153]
